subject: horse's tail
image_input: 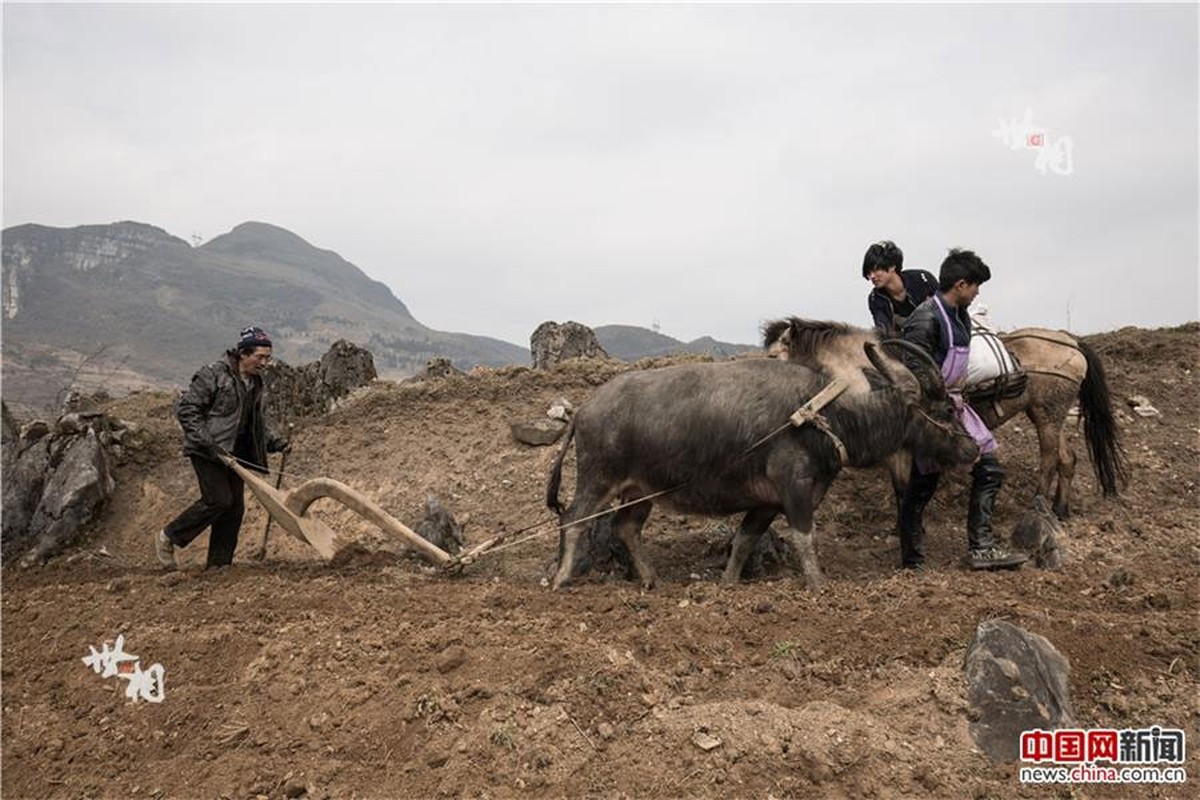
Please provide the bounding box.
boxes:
[545,419,576,516]
[1077,340,1129,496]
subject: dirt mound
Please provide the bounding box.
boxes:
[3,327,1198,799]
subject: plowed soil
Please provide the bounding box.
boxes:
[3,325,1198,799]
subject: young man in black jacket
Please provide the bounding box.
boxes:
[156,326,290,569]
[897,251,1027,571]
[863,240,939,337]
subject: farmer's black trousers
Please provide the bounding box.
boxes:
[163,455,245,567]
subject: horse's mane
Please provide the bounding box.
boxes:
[761,317,868,359]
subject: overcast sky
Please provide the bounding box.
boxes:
[4,2,1197,347]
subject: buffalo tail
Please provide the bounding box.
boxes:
[545,419,576,516]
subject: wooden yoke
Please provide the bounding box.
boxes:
[220,454,453,566]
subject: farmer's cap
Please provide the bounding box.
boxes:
[237,326,272,349]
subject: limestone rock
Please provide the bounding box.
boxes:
[1010,496,1064,569]
[964,620,1076,761]
[2,400,20,443]
[418,357,466,380]
[415,494,464,555]
[1127,395,1161,417]
[2,421,115,564]
[546,397,574,421]
[510,418,568,446]
[263,340,377,422]
[530,321,608,369]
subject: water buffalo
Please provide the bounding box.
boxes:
[546,343,978,590]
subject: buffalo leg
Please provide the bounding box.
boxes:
[723,508,777,585]
[552,486,611,590]
[781,479,830,591]
[886,450,912,536]
[613,500,655,589]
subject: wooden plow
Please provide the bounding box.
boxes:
[221,454,511,569]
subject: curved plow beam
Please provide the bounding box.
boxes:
[286,478,453,567]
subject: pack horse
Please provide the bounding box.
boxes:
[546,347,979,590]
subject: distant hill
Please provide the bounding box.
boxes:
[1,219,760,415]
[595,325,757,361]
[1,220,527,412]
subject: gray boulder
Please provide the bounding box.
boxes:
[414,494,465,555]
[510,418,568,447]
[964,620,1076,762]
[1,400,19,443]
[263,339,377,422]
[2,418,115,565]
[1010,496,1064,568]
[404,356,467,384]
[530,321,609,369]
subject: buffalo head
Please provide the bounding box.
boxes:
[864,342,979,469]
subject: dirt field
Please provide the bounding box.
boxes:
[3,325,1197,799]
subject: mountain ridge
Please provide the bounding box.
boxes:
[1,219,756,413]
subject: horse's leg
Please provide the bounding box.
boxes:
[1055,425,1076,519]
[1026,407,1063,517]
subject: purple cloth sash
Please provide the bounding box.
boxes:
[934,296,996,455]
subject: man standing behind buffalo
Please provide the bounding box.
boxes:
[156,326,289,569]
[897,250,1027,571]
[863,240,939,337]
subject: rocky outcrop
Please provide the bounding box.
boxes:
[404,357,467,384]
[964,620,1076,761]
[415,494,465,556]
[1,411,124,564]
[510,419,568,447]
[1010,496,1064,568]
[530,321,609,369]
[264,340,378,423]
[510,398,575,446]
[2,222,188,321]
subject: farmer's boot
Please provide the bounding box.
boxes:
[967,454,1027,570]
[898,469,939,568]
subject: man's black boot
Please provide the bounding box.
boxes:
[967,455,1027,570]
[898,469,939,568]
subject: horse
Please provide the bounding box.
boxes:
[762,317,1128,519]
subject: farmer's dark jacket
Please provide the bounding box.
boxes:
[176,355,285,473]
[900,293,972,370]
[868,268,939,336]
